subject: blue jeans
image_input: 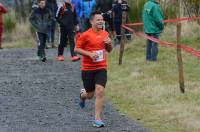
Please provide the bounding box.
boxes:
[146,33,160,61]
[47,20,56,43]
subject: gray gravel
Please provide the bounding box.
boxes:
[0,48,149,132]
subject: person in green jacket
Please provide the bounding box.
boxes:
[142,0,164,61]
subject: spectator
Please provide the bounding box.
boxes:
[56,0,80,62]
[29,0,52,62]
[142,0,164,62]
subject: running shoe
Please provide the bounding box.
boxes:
[79,89,86,108]
[39,56,46,62]
[71,56,80,62]
[93,120,105,128]
[56,55,65,61]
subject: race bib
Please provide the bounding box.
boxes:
[94,50,105,62]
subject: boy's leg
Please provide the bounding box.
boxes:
[94,70,107,120]
[36,32,47,61]
[151,34,160,61]
[80,70,96,107]
[51,20,57,47]
[114,21,122,45]
[36,32,43,57]
[95,84,105,120]
[58,28,67,56]
[146,37,152,61]
[67,30,76,57]
[80,91,95,100]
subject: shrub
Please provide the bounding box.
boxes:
[4,10,17,33]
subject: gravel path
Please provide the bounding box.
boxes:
[0,48,149,132]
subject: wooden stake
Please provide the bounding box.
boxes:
[177,0,185,93]
[119,11,127,65]
[177,23,185,93]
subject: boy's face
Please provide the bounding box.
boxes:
[38,1,46,9]
[90,14,104,30]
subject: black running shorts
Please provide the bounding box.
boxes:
[81,69,107,92]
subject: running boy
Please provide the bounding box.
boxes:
[75,11,113,127]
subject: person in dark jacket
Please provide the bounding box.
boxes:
[46,0,58,48]
[56,0,80,62]
[29,0,52,62]
[0,3,8,49]
[142,0,164,62]
[95,0,114,33]
[112,0,129,45]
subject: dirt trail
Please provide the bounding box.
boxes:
[0,48,149,132]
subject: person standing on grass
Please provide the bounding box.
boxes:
[0,3,8,49]
[56,0,80,62]
[142,0,164,62]
[75,11,113,128]
[29,0,52,62]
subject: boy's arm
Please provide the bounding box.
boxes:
[29,9,38,30]
[75,48,99,60]
[104,37,113,53]
[55,6,62,24]
[153,5,164,31]
[48,9,53,25]
[75,34,99,60]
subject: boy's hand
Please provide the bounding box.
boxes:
[89,52,99,61]
[104,37,112,45]
[104,37,113,52]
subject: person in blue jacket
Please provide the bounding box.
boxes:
[78,0,96,32]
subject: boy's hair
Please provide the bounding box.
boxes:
[90,11,102,20]
[37,0,45,3]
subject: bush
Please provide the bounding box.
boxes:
[128,0,146,22]
[4,10,17,33]
[128,0,177,22]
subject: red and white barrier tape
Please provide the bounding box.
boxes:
[126,16,200,26]
[122,25,200,58]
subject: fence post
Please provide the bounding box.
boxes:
[119,11,127,65]
[177,0,185,93]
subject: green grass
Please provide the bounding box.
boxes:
[3,22,35,48]
[106,23,200,132]
[3,38,35,48]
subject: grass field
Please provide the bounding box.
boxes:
[106,22,200,132]
[3,22,36,49]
